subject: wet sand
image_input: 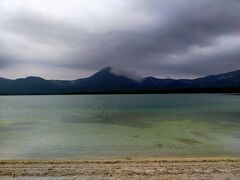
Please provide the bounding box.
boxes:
[0,157,240,179]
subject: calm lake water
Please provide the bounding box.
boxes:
[0,94,240,159]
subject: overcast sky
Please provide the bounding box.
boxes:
[0,0,240,80]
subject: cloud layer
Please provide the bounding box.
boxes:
[0,0,240,79]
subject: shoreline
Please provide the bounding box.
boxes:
[1,156,240,179]
[1,155,240,162]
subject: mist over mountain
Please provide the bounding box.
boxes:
[0,67,240,95]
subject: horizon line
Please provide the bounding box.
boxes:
[0,67,239,81]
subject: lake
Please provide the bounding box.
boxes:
[0,94,239,159]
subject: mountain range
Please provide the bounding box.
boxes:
[0,67,240,95]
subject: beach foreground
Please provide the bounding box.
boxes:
[0,157,240,179]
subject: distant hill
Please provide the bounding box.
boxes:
[0,67,240,95]
[192,69,240,88]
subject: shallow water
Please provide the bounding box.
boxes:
[0,94,239,159]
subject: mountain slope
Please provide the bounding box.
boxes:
[192,70,240,88]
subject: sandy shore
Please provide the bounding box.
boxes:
[0,157,240,179]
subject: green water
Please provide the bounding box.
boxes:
[0,94,239,159]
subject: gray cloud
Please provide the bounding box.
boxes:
[0,57,10,69]
[0,0,240,79]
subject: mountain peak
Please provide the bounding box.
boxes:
[97,67,112,73]
[91,67,144,83]
[15,76,46,81]
[90,67,114,78]
[25,76,45,80]
[102,66,112,71]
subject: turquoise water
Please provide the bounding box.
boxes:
[0,94,240,159]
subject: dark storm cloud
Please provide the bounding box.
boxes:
[0,0,240,79]
[65,0,240,77]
